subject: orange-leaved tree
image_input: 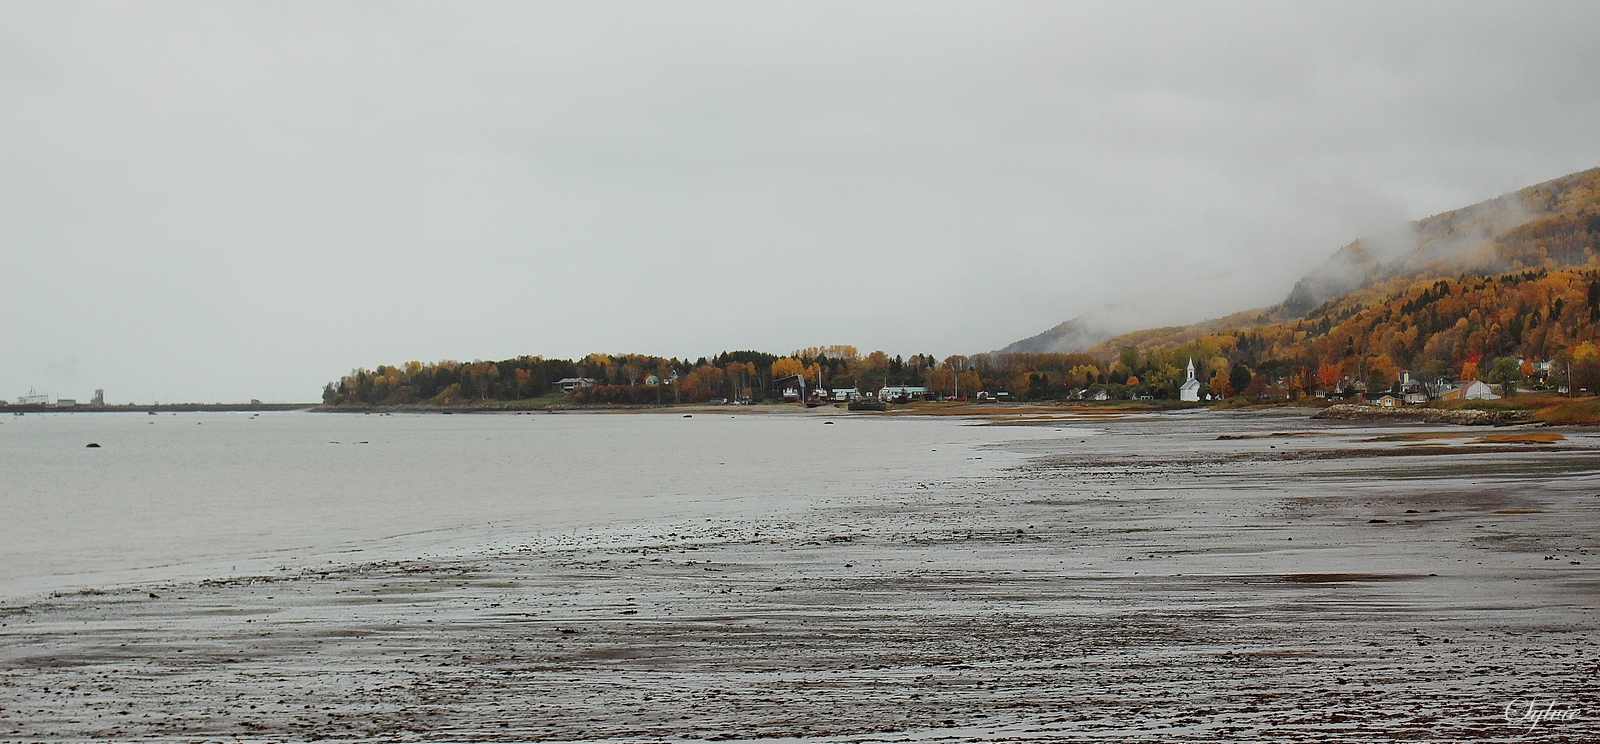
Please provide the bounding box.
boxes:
[1208,369,1232,398]
[1316,363,1342,392]
[770,357,805,381]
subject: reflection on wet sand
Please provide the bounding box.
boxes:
[1,411,1595,741]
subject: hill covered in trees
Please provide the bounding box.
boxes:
[1098,266,1600,400]
[1074,167,1600,396]
[1004,167,1600,357]
[1278,167,1600,317]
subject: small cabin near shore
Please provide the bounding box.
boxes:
[879,385,928,403]
[1359,391,1398,407]
[555,377,597,392]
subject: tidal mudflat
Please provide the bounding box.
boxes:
[1,410,1596,742]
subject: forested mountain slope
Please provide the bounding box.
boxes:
[1081,167,1600,377]
[1281,167,1600,316]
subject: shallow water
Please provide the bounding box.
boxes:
[0,410,1067,600]
[3,409,1598,741]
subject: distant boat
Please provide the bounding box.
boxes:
[847,399,887,412]
[804,367,827,407]
[776,367,831,407]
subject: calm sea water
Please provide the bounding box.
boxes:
[0,410,1060,600]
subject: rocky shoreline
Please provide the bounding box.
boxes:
[1311,403,1533,426]
[2,413,1596,741]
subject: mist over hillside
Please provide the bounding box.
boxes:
[1005,167,1600,357]
[998,308,1131,355]
[1279,167,1600,317]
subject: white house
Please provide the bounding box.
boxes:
[555,377,596,392]
[1179,359,1202,402]
[879,386,927,402]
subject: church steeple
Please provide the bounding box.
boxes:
[1179,358,1202,401]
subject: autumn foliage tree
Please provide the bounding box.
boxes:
[1208,369,1233,398]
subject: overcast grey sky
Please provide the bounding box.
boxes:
[3,2,1598,402]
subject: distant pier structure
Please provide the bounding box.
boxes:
[6,388,105,407]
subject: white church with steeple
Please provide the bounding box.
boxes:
[1179,358,1201,402]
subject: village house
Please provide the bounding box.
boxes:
[555,377,596,392]
[1362,392,1400,408]
[1379,372,1428,404]
[878,385,928,403]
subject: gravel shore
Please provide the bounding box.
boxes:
[1311,403,1533,426]
[2,413,1596,742]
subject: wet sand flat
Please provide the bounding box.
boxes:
[2,411,1597,742]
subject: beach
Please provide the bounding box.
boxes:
[1,409,1596,741]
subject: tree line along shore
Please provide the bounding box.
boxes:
[318,340,1600,425]
[320,346,1200,410]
